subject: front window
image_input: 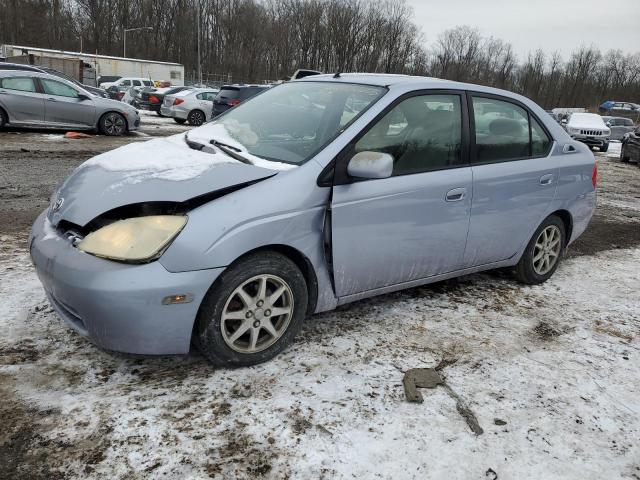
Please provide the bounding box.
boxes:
[41,79,79,98]
[199,82,386,165]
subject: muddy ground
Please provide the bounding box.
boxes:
[0,119,639,479]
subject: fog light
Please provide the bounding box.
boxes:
[162,294,193,305]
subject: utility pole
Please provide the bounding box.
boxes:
[123,26,153,58]
[197,3,202,86]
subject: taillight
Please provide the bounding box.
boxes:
[592,163,598,188]
[173,98,184,106]
[228,99,241,107]
[149,95,159,104]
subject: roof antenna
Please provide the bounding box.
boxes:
[333,72,341,78]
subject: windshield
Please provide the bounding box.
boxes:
[200,81,386,165]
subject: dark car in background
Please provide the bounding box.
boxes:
[136,86,193,115]
[212,84,269,117]
[620,127,640,165]
[0,62,109,98]
[602,116,636,141]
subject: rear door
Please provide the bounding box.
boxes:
[40,78,96,127]
[0,76,45,124]
[331,92,472,297]
[463,94,557,266]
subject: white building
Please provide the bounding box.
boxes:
[1,44,185,86]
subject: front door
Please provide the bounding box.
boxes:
[40,78,96,127]
[331,92,472,297]
[0,76,45,124]
[463,95,559,266]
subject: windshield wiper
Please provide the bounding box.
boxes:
[184,133,216,153]
[209,138,253,165]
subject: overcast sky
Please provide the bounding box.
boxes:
[407,0,639,60]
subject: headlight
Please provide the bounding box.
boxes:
[603,128,610,136]
[78,215,187,262]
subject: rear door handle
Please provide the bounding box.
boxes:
[445,187,467,202]
[47,97,57,101]
[539,173,554,185]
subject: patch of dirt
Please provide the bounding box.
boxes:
[532,321,566,340]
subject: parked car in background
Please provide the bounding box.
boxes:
[565,113,611,151]
[0,71,139,135]
[97,75,121,86]
[99,77,154,89]
[136,86,193,115]
[0,62,109,98]
[30,74,596,366]
[601,116,636,141]
[620,127,640,164]
[212,84,269,117]
[160,87,219,125]
[599,101,640,114]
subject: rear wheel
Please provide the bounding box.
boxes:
[156,111,164,117]
[173,118,186,124]
[99,112,127,136]
[187,109,206,126]
[195,252,308,367]
[514,215,565,285]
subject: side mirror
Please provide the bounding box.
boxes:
[347,151,393,179]
[77,93,90,101]
[605,121,611,127]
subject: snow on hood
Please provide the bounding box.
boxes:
[568,113,607,129]
[82,136,239,183]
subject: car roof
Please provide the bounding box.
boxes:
[220,84,268,89]
[0,62,45,72]
[0,70,92,92]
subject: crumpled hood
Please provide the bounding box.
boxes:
[49,135,279,227]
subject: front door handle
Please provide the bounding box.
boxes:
[539,173,554,185]
[47,97,57,101]
[445,187,467,202]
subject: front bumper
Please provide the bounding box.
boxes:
[126,111,141,131]
[29,211,223,355]
[571,135,609,147]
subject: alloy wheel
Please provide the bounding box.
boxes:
[103,113,125,135]
[189,111,205,125]
[532,225,562,275]
[221,274,294,354]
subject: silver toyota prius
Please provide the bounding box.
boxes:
[30,74,597,366]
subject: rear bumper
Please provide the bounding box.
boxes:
[160,106,187,119]
[137,101,161,112]
[29,211,223,355]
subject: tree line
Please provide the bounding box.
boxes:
[1,0,638,108]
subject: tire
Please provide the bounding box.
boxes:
[195,252,308,367]
[99,112,127,136]
[600,143,609,153]
[156,111,164,117]
[173,118,186,124]
[514,215,566,285]
[0,108,7,129]
[187,109,206,126]
[620,145,630,163]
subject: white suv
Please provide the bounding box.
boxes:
[565,113,611,152]
[99,77,154,89]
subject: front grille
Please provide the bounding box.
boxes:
[580,129,604,136]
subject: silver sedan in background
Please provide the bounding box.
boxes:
[160,87,219,126]
[0,71,140,135]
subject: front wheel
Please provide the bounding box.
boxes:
[195,252,308,367]
[0,108,7,129]
[99,112,127,136]
[600,143,609,152]
[514,215,566,285]
[187,109,206,126]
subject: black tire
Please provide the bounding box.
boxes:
[620,145,630,163]
[173,118,186,124]
[195,252,308,367]
[187,109,206,126]
[99,112,127,136]
[514,215,566,285]
[156,111,164,117]
[0,108,7,129]
[600,143,609,153]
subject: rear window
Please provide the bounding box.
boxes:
[1,77,36,92]
[622,118,634,127]
[216,87,241,100]
[240,87,268,100]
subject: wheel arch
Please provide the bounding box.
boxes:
[549,209,573,246]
